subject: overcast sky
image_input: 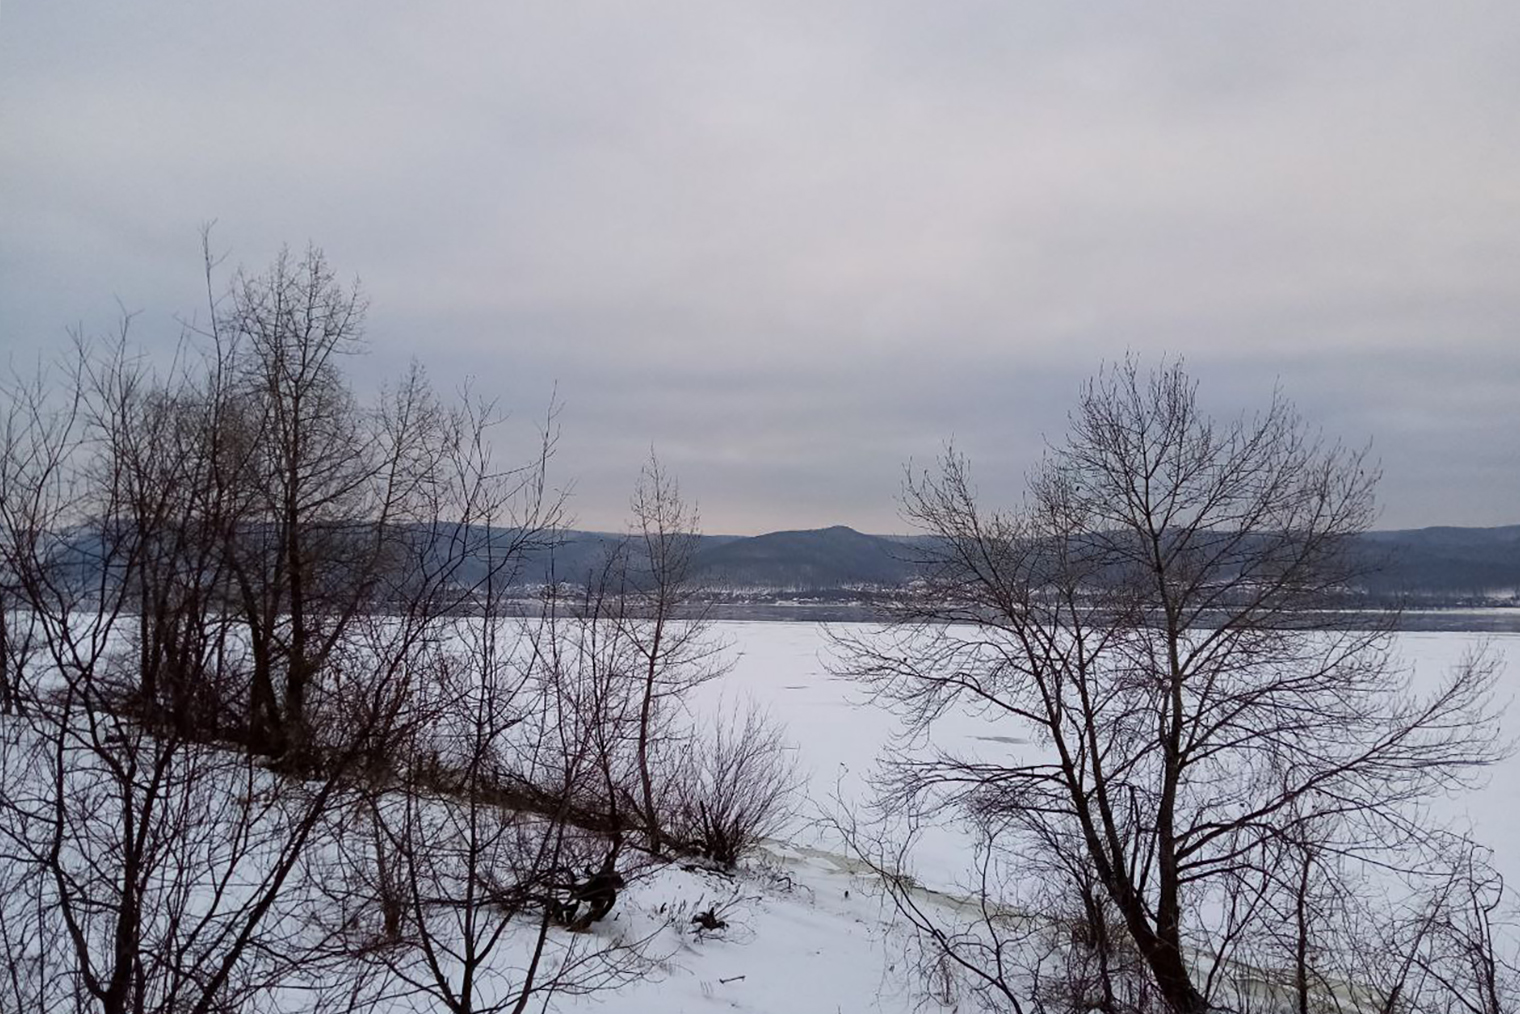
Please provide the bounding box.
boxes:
[3,3,1517,534]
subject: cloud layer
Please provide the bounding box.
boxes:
[4,2,1518,532]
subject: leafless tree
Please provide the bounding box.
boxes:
[516,457,795,870]
[0,242,571,1013]
[0,330,360,1014]
[325,615,645,1014]
[200,244,415,762]
[620,455,729,853]
[665,697,801,868]
[518,456,731,858]
[836,358,1509,1012]
[0,362,71,718]
[308,390,652,1014]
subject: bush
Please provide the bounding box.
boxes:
[668,699,801,867]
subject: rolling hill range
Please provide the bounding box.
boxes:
[34,522,1520,606]
[1353,524,1520,598]
[691,525,915,588]
[515,523,1520,602]
[451,525,918,591]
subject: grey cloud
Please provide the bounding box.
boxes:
[4,2,1518,532]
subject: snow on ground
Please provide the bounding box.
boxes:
[697,622,1520,891]
[572,844,919,1014]
[5,620,1513,1012]
[546,619,941,1012]
[569,621,1520,1014]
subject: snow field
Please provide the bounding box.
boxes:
[2,619,1512,1013]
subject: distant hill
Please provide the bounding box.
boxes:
[1354,524,1520,598]
[28,521,1520,607]
[256,521,1520,601]
[691,525,915,588]
[469,524,913,590]
[672,523,1520,602]
[418,527,743,589]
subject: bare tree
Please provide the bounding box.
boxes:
[200,245,402,761]
[309,391,652,1014]
[520,456,731,857]
[518,456,791,870]
[0,362,73,718]
[837,358,1508,1012]
[0,243,572,1013]
[0,332,364,1014]
[620,455,728,854]
[665,697,801,868]
[327,615,644,1014]
[536,550,643,854]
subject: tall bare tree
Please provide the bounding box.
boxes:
[0,244,570,1013]
[0,331,361,1014]
[306,388,656,1014]
[204,245,397,760]
[522,455,792,867]
[327,581,642,1014]
[621,455,728,853]
[838,358,1508,1012]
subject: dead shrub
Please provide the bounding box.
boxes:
[667,698,801,868]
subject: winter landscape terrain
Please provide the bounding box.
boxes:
[416,620,1520,1014]
[4,616,1510,1013]
[8,4,1520,1010]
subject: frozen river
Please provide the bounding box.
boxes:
[693,621,1520,895]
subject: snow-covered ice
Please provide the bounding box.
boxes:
[561,621,1520,1013]
[4,619,1513,1013]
